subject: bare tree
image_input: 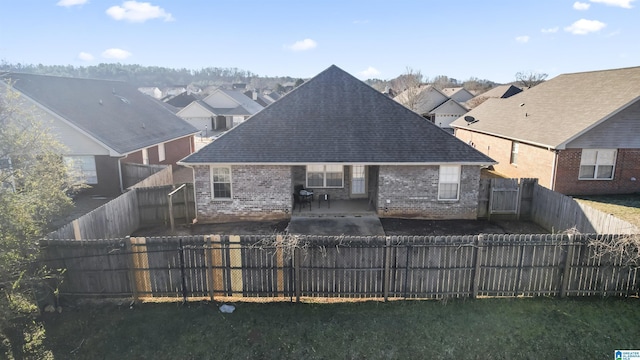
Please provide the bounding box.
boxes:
[515,71,548,89]
[393,67,426,113]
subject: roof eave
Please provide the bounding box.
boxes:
[178,161,496,166]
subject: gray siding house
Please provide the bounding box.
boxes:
[1,73,199,195]
[179,65,495,223]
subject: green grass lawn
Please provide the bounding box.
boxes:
[574,194,640,229]
[20,297,639,359]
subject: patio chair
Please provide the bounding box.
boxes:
[293,192,312,212]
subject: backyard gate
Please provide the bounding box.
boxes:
[477,178,537,220]
[489,178,520,217]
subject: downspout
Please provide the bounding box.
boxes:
[549,149,559,191]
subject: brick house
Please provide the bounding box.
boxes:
[1,73,199,195]
[451,66,640,196]
[179,65,494,223]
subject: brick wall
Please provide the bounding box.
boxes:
[455,128,555,188]
[193,165,292,222]
[122,136,194,166]
[555,148,640,195]
[377,165,480,220]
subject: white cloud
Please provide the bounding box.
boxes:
[285,38,317,52]
[515,35,530,43]
[56,0,88,7]
[106,1,174,23]
[564,19,606,34]
[359,66,380,78]
[78,52,94,61]
[101,48,132,59]
[573,1,591,10]
[589,0,635,8]
[541,27,559,33]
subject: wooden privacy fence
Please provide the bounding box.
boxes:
[39,234,639,302]
[477,178,536,220]
[46,184,196,240]
[127,164,174,189]
[531,184,639,234]
[122,163,170,189]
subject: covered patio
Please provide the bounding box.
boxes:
[290,198,375,217]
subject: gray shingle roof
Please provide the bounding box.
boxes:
[218,89,264,114]
[450,66,640,149]
[181,65,494,165]
[478,85,522,99]
[2,73,199,154]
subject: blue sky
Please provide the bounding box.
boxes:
[1,0,638,83]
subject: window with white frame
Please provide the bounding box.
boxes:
[64,156,98,184]
[210,166,232,199]
[158,143,166,162]
[438,165,460,200]
[306,165,344,188]
[510,141,519,165]
[579,149,616,180]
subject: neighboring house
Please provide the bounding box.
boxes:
[441,87,475,103]
[263,91,281,103]
[394,85,449,117]
[451,66,640,196]
[428,99,469,132]
[138,86,163,99]
[176,88,264,133]
[164,86,187,97]
[394,85,470,131]
[1,73,199,195]
[244,90,274,107]
[163,91,202,109]
[478,85,523,99]
[179,65,494,223]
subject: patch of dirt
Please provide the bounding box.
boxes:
[132,220,290,237]
[131,218,548,237]
[380,219,549,236]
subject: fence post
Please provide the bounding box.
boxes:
[276,235,285,298]
[383,237,392,302]
[472,235,484,299]
[514,241,526,297]
[178,239,188,303]
[205,235,215,302]
[169,193,175,233]
[125,236,139,302]
[403,244,411,299]
[294,246,301,303]
[516,179,524,220]
[560,234,574,298]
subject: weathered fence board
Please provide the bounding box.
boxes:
[46,191,140,240]
[38,234,640,302]
[122,163,170,189]
[530,185,639,234]
[47,184,196,240]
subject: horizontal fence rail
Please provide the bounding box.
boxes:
[39,234,640,302]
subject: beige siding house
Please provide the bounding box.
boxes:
[451,66,640,196]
